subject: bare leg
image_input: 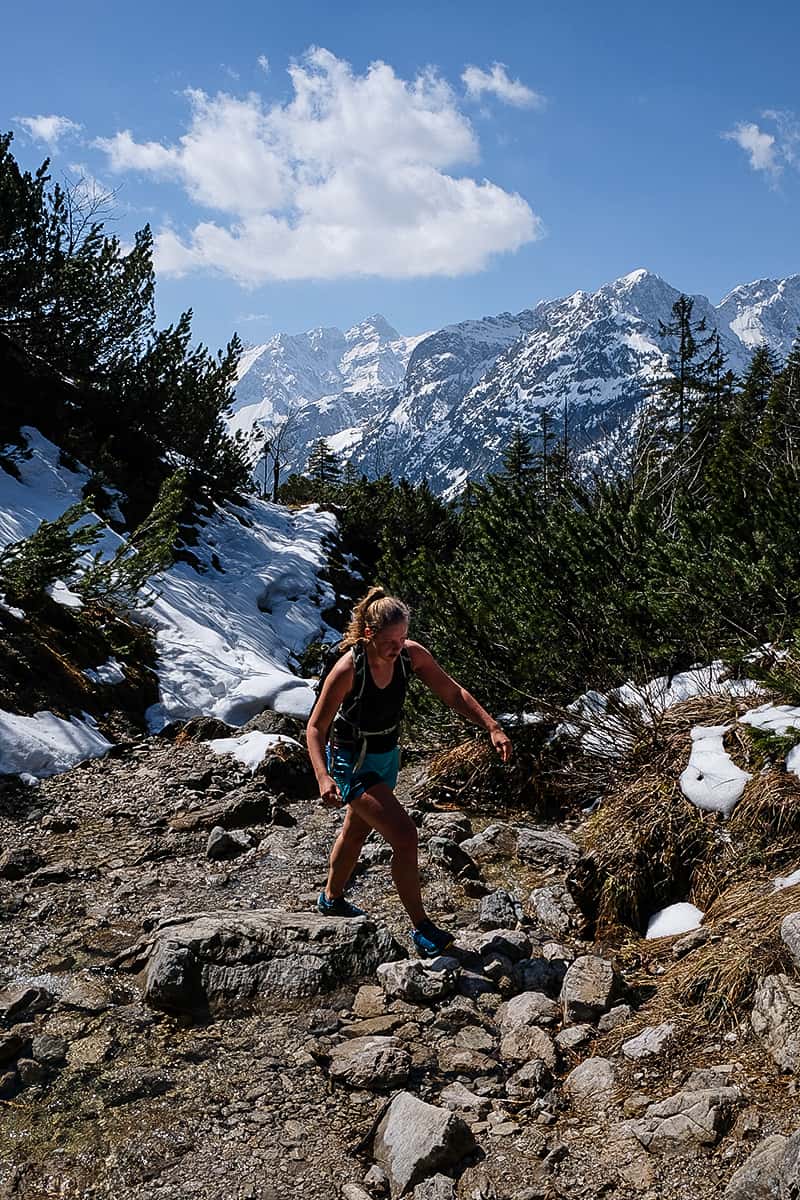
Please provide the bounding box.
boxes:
[347,783,426,927]
[325,805,371,900]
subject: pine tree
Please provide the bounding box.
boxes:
[306,438,342,490]
[501,425,536,485]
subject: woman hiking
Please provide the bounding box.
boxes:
[306,587,513,958]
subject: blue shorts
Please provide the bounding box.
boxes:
[326,744,400,803]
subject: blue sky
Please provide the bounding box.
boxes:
[4,0,799,352]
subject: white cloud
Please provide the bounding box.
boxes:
[724,121,780,176]
[16,114,82,148]
[724,110,800,181]
[257,55,270,74]
[462,63,545,109]
[95,47,541,284]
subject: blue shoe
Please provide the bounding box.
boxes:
[317,891,365,918]
[411,919,455,958]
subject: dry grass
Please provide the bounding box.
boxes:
[424,724,558,815]
[577,774,715,940]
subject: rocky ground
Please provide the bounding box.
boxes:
[2,715,800,1200]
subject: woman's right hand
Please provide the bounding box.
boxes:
[319,774,343,808]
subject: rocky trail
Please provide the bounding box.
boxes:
[2,713,800,1200]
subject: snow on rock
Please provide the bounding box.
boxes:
[679,725,751,817]
[0,709,113,778]
[143,498,335,731]
[739,704,800,735]
[83,658,126,685]
[774,868,800,892]
[646,903,704,940]
[560,663,762,757]
[207,731,302,773]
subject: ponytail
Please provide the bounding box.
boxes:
[340,586,410,650]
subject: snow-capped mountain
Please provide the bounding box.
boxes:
[232,270,800,494]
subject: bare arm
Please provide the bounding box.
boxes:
[306,654,354,805]
[408,641,512,762]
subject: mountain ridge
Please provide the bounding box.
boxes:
[232,269,800,493]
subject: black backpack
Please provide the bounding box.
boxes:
[308,641,412,740]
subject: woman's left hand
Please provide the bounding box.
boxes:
[490,727,513,762]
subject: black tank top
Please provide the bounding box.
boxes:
[332,645,412,751]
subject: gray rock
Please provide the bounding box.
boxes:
[479,889,523,930]
[427,837,480,880]
[751,974,800,1072]
[511,958,566,998]
[672,927,709,959]
[0,846,43,880]
[140,909,403,1014]
[515,828,579,870]
[328,1035,411,1090]
[412,1176,456,1200]
[423,813,473,844]
[555,1024,594,1053]
[206,825,253,860]
[781,1129,800,1199]
[597,1004,633,1033]
[378,957,459,1005]
[31,1033,67,1067]
[505,1059,553,1100]
[457,971,497,1001]
[439,1082,491,1118]
[528,884,581,938]
[459,824,518,863]
[723,1134,786,1199]
[499,991,560,1032]
[0,986,53,1023]
[363,1164,390,1193]
[563,1057,616,1099]
[560,956,621,1024]
[342,1185,373,1200]
[499,1025,557,1068]
[622,1022,675,1061]
[782,914,800,971]
[437,1044,499,1077]
[373,1091,476,1197]
[477,929,531,962]
[627,1086,742,1153]
[17,1057,46,1085]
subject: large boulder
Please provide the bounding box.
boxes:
[373,1091,475,1197]
[139,910,403,1015]
[377,957,459,1005]
[751,975,800,1072]
[328,1036,411,1090]
[560,955,621,1024]
[564,1056,616,1100]
[528,883,582,938]
[621,1023,676,1061]
[515,828,579,870]
[723,1134,787,1200]
[459,824,518,863]
[627,1086,741,1154]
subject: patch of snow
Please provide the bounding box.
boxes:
[0,597,24,619]
[788,744,800,780]
[739,704,800,735]
[83,658,126,685]
[47,580,83,609]
[560,662,763,757]
[143,497,335,730]
[679,724,751,817]
[0,708,113,778]
[207,730,301,773]
[774,867,800,891]
[645,902,704,939]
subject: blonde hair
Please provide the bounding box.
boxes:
[340,586,410,650]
